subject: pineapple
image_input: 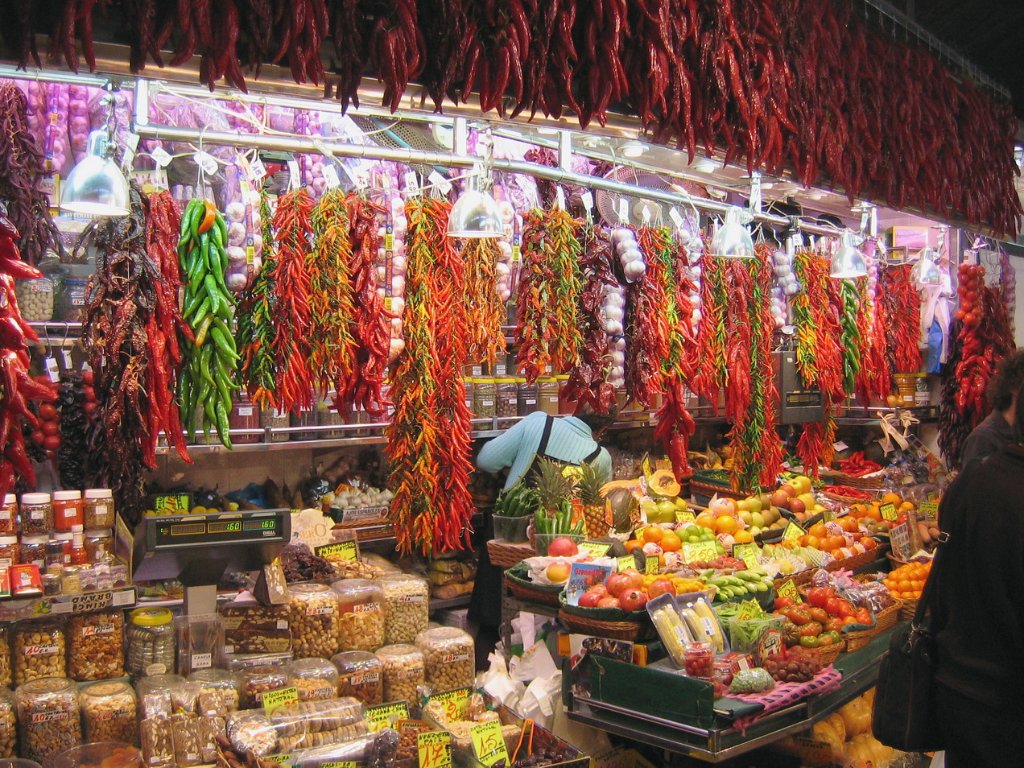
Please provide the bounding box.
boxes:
[578,461,609,538]
[534,457,576,515]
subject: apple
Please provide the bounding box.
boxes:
[620,589,649,612]
[771,489,791,509]
[789,498,806,516]
[546,561,571,584]
[578,591,602,608]
[547,536,579,557]
[647,578,676,598]
[596,597,621,609]
[605,573,632,598]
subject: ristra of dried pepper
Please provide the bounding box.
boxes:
[236,188,278,409]
[461,237,506,369]
[836,279,863,397]
[270,189,315,414]
[854,250,890,404]
[308,189,357,398]
[627,227,671,408]
[880,264,922,375]
[691,247,730,413]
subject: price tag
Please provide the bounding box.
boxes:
[111,588,136,607]
[427,688,470,721]
[880,503,899,521]
[777,579,802,603]
[428,170,453,195]
[418,731,452,768]
[682,541,718,563]
[191,652,212,670]
[617,197,629,223]
[890,522,912,561]
[151,146,172,167]
[616,555,636,573]
[404,171,420,196]
[265,755,292,766]
[246,246,256,265]
[919,501,938,520]
[733,543,761,569]
[152,494,191,513]
[321,762,357,768]
[323,164,341,189]
[262,687,298,716]
[641,205,651,224]
[470,721,510,767]
[193,151,218,176]
[675,510,695,524]
[821,508,835,523]
[825,521,844,537]
[340,506,389,526]
[364,702,410,733]
[287,159,301,190]
[314,540,358,561]
[833,441,849,453]
[581,191,594,212]
[669,207,685,228]
[643,555,659,574]
[577,541,610,558]
[44,356,59,383]
[249,156,267,182]
[61,349,72,369]
[555,186,566,210]
[782,521,805,542]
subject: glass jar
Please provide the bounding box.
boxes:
[53,531,72,564]
[69,525,87,565]
[332,651,384,707]
[288,583,341,659]
[375,644,425,704]
[286,658,338,701]
[127,607,177,677]
[463,378,475,414]
[19,493,52,536]
[60,565,81,595]
[19,534,47,568]
[15,277,54,322]
[41,573,61,596]
[517,378,538,416]
[415,626,475,691]
[263,407,290,443]
[0,494,16,535]
[473,378,497,419]
[80,681,137,744]
[538,377,560,415]
[230,393,260,445]
[83,489,115,529]
[0,687,15,758]
[15,677,81,764]
[44,540,64,574]
[0,536,18,568]
[52,490,84,532]
[14,621,66,684]
[557,375,577,414]
[496,378,518,419]
[56,272,90,323]
[291,408,318,441]
[379,573,429,644]
[84,528,113,564]
[331,578,385,651]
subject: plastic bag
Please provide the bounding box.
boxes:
[728,668,775,694]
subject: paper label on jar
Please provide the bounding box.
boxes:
[349,672,380,686]
[145,663,168,676]
[277,620,289,630]
[191,652,212,670]
[237,407,254,417]
[352,602,380,614]
[439,652,470,665]
[396,594,425,604]
[524,399,536,406]
[80,623,116,637]
[23,644,59,656]
[30,509,45,520]
[303,683,336,700]
[307,604,336,616]
[30,711,72,723]
[91,706,132,722]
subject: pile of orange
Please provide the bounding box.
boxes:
[883,560,932,600]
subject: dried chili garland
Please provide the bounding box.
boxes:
[855,274,891,404]
[461,238,506,369]
[386,197,474,555]
[236,188,279,408]
[627,227,671,408]
[691,248,729,413]
[515,206,583,382]
[880,265,922,374]
[308,190,357,398]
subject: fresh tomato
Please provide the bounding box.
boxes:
[808,607,829,624]
[806,587,833,609]
[836,600,856,618]
[799,636,820,649]
[818,631,841,647]
[799,621,823,638]
[774,596,795,610]
[854,608,873,626]
[785,607,812,626]
[825,597,843,616]
[825,618,845,634]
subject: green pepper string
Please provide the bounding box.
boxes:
[838,279,863,396]
[235,187,278,408]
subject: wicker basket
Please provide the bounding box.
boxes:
[843,601,902,651]
[691,480,747,503]
[505,564,562,607]
[774,568,816,591]
[826,547,884,574]
[557,608,654,641]
[790,640,844,666]
[487,539,535,569]
[899,596,919,621]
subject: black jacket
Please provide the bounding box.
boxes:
[933,446,1024,706]
[959,410,1014,467]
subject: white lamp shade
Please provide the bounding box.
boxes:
[711,206,754,259]
[60,131,129,217]
[830,232,868,279]
[447,187,503,238]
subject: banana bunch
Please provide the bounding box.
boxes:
[705,569,773,600]
[493,482,538,519]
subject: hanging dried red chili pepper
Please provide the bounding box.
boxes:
[880,265,922,376]
[626,227,671,409]
[237,188,279,409]
[691,247,729,414]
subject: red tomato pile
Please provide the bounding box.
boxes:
[774,586,873,649]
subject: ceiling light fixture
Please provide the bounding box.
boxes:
[620,140,647,158]
[60,129,129,217]
[914,247,942,286]
[710,206,754,259]
[830,231,868,279]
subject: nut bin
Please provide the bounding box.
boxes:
[379,574,428,644]
[187,669,241,714]
[331,578,385,652]
[15,677,82,765]
[126,609,176,678]
[288,583,340,659]
[0,626,12,687]
[415,626,475,691]
[238,665,289,709]
[331,651,383,707]
[67,611,125,681]
[14,622,66,685]
[0,688,17,758]
[79,682,137,744]
[374,644,425,704]
[286,658,338,702]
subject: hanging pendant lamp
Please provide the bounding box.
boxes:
[830,231,868,279]
[60,129,129,217]
[710,206,754,259]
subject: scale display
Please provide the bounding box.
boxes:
[151,512,286,548]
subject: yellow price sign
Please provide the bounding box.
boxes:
[262,687,298,715]
[578,541,611,557]
[879,503,899,522]
[364,702,410,733]
[314,540,358,561]
[777,579,802,603]
[322,762,358,768]
[428,688,470,722]
[675,510,696,524]
[782,521,804,542]
[616,555,636,573]
[732,543,761,569]
[470,720,510,767]
[417,731,452,768]
[918,501,939,520]
[644,555,660,574]
[682,541,718,563]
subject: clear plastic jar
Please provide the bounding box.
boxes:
[80,681,137,744]
[288,583,340,659]
[473,378,497,419]
[332,578,385,652]
[52,490,84,532]
[415,627,475,691]
[0,627,11,687]
[538,377,560,415]
[16,677,81,764]
[379,573,429,644]
[0,494,16,536]
[84,528,113,564]
[291,409,318,441]
[135,673,188,719]
[52,531,72,564]
[44,540,64,574]
[238,665,290,709]
[683,641,714,678]
[332,651,383,707]
[287,658,338,702]
[0,536,18,568]
[57,275,89,322]
[496,378,518,419]
[127,607,177,677]
[189,669,241,714]
[0,688,15,758]
[230,393,261,444]
[263,408,290,443]
[15,277,54,322]
[83,489,115,529]
[19,493,52,536]
[68,610,125,681]
[517,379,538,416]
[18,535,47,568]
[375,644,425,704]
[14,621,66,684]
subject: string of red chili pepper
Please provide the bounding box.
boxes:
[880,265,922,375]
[691,247,729,414]
[461,238,506,370]
[855,271,891,405]
[626,227,671,409]
[386,197,474,555]
[143,190,193,464]
[236,188,279,409]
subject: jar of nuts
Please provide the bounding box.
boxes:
[331,578,385,652]
[80,681,138,744]
[238,665,290,709]
[0,627,11,687]
[331,651,383,707]
[188,669,241,715]
[136,674,189,720]
[286,658,338,702]
[15,676,82,764]
[415,627,475,692]
[0,688,16,758]
[127,608,176,677]
[14,621,67,685]
[68,610,125,681]
[288,583,340,659]
[379,574,429,644]
[375,644,425,704]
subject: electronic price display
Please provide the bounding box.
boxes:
[150,512,286,548]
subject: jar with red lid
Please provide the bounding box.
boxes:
[52,491,84,532]
[0,495,16,536]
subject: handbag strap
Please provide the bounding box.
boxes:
[910,530,946,632]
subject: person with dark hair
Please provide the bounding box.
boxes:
[959,348,1024,467]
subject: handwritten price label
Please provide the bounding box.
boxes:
[918,501,938,520]
[733,543,761,569]
[152,494,191,514]
[265,755,292,766]
[314,540,358,561]
[643,555,660,574]
[782,521,805,542]
[428,688,470,722]
[682,541,718,563]
[578,541,610,557]
[417,731,452,768]
[777,579,802,603]
[364,702,409,733]
[262,687,298,716]
[321,762,357,768]
[470,720,510,767]
[880,503,899,522]
[616,555,636,573]
[675,510,696,524]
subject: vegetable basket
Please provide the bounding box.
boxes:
[504,563,562,607]
[486,539,535,569]
[558,594,654,641]
[843,600,901,652]
[791,639,844,666]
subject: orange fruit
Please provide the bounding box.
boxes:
[624,539,642,553]
[809,523,827,538]
[715,516,739,536]
[881,492,902,506]
[827,535,846,551]
[695,512,716,529]
[734,529,754,544]
[659,531,681,552]
[643,526,664,544]
[803,535,821,550]
[840,517,859,533]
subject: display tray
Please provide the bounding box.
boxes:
[505,563,562,606]
[0,585,136,620]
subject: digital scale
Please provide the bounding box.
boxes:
[773,350,824,425]
[133,509,291,614]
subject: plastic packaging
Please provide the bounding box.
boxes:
[0,688,16,758]
[0,627,11,687]
[19,494,52,536]
[15,677,82,764]
[139,716,174,768]
[332,651,384,707]
[14,621,66,684]
[80,681,137,744]
[52,491,83,533]
[287,658,339,702]
[188,668,241,714]
[375,644,424,703]
[176,613,223,676]
[414,627,475,691]
[331,579,385,651]
[379,574,428,644]
[127,608,177,677]
[68,610,125,681]
[269,697,366,754]
[220,602,292,655]
[683,642,714,678]
[83,489,115,529]
[0,494,17,536]
[289,583,340,659]
[14,277,54,322]
[728,668,775,694]
[51,743,142,768]
[225,710,277,757]
[238,665,290,709]
[135,674,191,719]
[646,594,695,668]
[677,593,728,654]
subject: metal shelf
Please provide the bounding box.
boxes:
[429,594,472,612]
[0,586,136,622]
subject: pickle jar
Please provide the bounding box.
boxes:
[52,490,84,533]
[83,489,115,529]
[19,493,52,536]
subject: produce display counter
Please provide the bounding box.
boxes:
[562,626,894,763]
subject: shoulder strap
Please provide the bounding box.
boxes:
[583,445,602,464]
[536,414,555,457]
